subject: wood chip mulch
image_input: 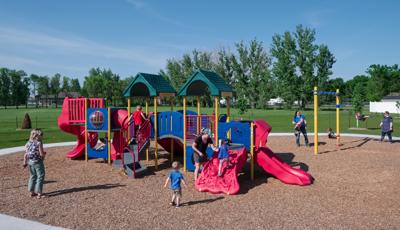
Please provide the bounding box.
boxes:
[1,136,399,229]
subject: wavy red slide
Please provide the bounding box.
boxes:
[253,119,312,185]
[255,147,312,185]
[195,147,248,195]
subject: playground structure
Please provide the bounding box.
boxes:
[313,87,341,154]
[58,97,150,177]
[58,70,313,194]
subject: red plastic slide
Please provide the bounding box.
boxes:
[254,119,312,185]
[255,147,312,185]
[58,98,97,159]
[195,147,248,195]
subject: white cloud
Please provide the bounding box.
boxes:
[124,0,186,28]
[0,25,168,69]
[0,55,41,66]
[304,9,334,28]
[125,0,146,9]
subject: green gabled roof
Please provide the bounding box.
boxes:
[177,69,233,96]
[122,73,176,97]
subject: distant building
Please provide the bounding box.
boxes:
[267,97,284,106]
[369,93,400,114]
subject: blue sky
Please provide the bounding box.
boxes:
[0,0,399,83]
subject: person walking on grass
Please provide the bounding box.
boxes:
[292,111,310,147]
[164,161,187,208]
[380,111,393,143]
[23,129,46,199]
[192,128,218,181]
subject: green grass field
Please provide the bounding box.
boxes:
[0,107,398,148]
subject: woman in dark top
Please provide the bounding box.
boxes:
[192,129,218,181]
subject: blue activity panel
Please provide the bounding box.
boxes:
[218,121,251,151]
[87,108,109,132]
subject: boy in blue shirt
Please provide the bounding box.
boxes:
[217,139,230,177]
[164,161,187,208]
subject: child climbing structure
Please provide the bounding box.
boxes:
[59,70,312,193]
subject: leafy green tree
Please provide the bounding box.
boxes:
[30,74,40,108]
[82,68,120,105]
[70,78,81,93]
[9,70,27,109]
[365,64,400,101]
[294,25,318,108]
[50,73,61,108]
[37,76,50,108]
[344,75,369,99]
[271,31,298,108]
[0,68,11,109]
[271,25,335,109]
[315,44,336,89]
[21,77,30,108]
[232,39,271,109]
[61,76,71,93]
[352,83,365,113]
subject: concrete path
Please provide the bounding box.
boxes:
[0,142,76,156]
[0,214,67,230]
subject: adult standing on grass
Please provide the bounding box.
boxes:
[23,129,46,198]
[380,111,393,143]
[192,128,218,181]
[292,111,310,147]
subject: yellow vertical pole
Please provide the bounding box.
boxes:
[170,99,174,162]
[314,86,318,155]
[226,96,231,122]
[127,97,131,141]
[197,96,201,134]
[107,107,111,165]
[145,97,149,161]
[154,97,158,169]
[85,98,88,162]
[183,96,187,171]
[214,96,219,144]
[227,96,231,140]
[336,89,340,146]
[250,122,254,181]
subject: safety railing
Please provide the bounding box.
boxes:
[185,114,215,139]
[137,119,151,153]
[68,98,104,123]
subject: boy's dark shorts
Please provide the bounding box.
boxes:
[193,153,208,163]
[173,189,182,197]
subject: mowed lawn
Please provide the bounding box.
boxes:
[0,106,398,148]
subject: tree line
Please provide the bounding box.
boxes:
[1,25,399,113]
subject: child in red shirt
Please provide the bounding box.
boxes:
[133,105,147,136]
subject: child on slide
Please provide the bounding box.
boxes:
[217,139,230,177]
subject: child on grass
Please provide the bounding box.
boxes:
[217,139,230,177]
[164,161,187,208]
[23,129,46,198]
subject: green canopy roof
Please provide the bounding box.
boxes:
[177,69,233,97]
[122,73,176,97]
